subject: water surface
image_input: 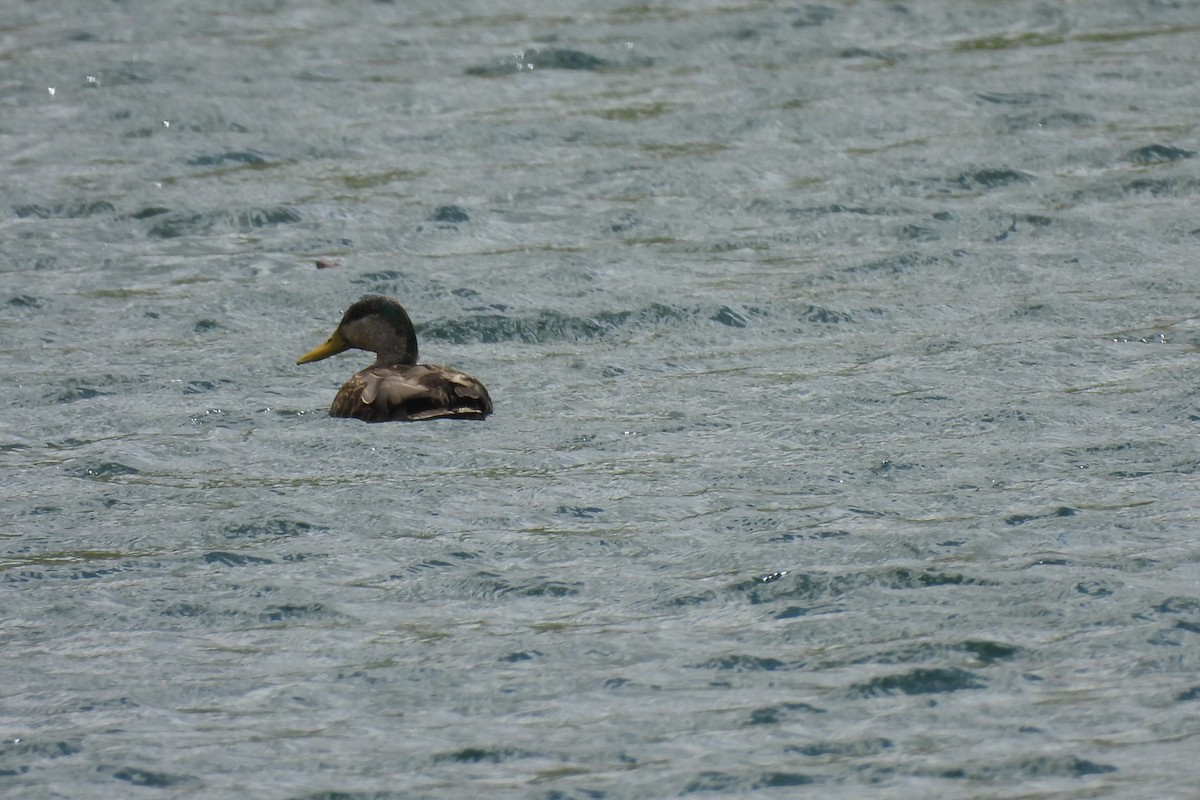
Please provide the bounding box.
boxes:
[3,1,1200,797]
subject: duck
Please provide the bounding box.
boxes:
[296,295,492,422]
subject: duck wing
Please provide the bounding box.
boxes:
[331,364,492,422]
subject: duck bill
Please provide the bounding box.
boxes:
[296,329,350,364]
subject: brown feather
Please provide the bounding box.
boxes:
[329,364,492,422]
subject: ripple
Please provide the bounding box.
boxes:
[66,460,140,479]
[953,168,1036,190]
[931,754,1117,780]
[745,702,825,725]
[465,47,615,77]
[418,303,767,344]
[146,207,302,238]
[689,654,795,672]
[184,150,272,167]
[1126,143,1196,164]
[12,201,115,219]
[221,519,318,540]
[202,551,274,566]
[107,765,201,788]
[850,667,986,697]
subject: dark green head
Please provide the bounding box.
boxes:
[297,295,419,366]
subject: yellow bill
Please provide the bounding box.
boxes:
[296,329,350,364]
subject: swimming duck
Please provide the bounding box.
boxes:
[297,295,492,422]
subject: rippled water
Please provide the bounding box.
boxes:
[4,1,1200,797]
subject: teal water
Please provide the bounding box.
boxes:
[3,1,1200,797]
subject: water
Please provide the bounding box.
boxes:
[3,1,1200,797]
